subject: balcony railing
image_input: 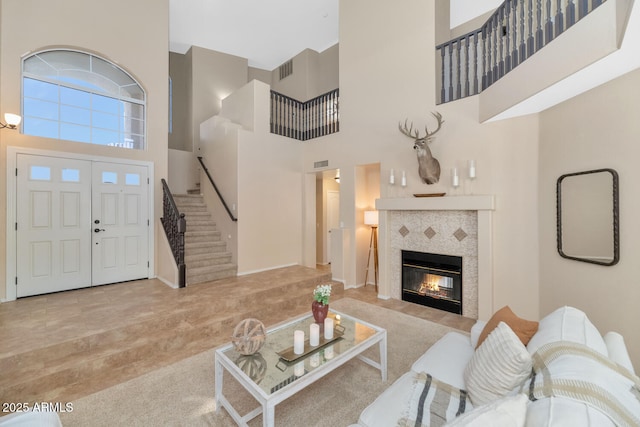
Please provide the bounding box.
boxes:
[270,88,339,141]
[437,0,606,104]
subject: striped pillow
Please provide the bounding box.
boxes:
[464,321,532,406]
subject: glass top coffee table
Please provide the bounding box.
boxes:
[214,309,387,427]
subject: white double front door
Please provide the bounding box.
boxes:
[16,154,149,297]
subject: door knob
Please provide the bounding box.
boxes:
[94,228,106,233]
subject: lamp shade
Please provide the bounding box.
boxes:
[364,210,378,226]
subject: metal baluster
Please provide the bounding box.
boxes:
[527,0,535,58]
[566,0,576,27]
[498,6,505,78]
[511,0,519,68]
[492,14,498,83]
[448,43,454,100]
[520,0,527,63]
[482,27,488,90]
[578,0,588,18]
[473,33,479,94]
[456,40,462,100]
[465,35,471,96]
[536,0,544,51]
[440,47,446,103]
[505,1,512,73]
[545,0,554,43]
[556,0,565,36]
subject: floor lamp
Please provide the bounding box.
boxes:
[364,210,379,292]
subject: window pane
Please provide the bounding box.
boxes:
[30,166,51,181]
[60,105,90,126]
[93,94,120,113]
[125,174,140,186]
[61,169,80,182]
[126,118,144,135]
[24,78,58,102]
[125,102,144,120]
[92,111,119,131]
[24,98,59,120]
[60,123,91,143]
[93,128,120,146]
[124,134,144,150]
[102,172,117,184]
[24,117,58,139]
[60,86,91,108]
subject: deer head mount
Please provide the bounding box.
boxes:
[398,112,444,185]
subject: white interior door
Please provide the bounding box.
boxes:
[16,155,92,297]
[16,155,149,297]
[326,190,340,263]
[92,162,149,286]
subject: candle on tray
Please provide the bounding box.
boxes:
[468,160,476,179]
[294,330,304,354]
[324,317,334,340]
[310,323,320,346]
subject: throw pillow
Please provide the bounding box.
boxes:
[464,321,533,406]
[445,393,528,427]
[475,305,538,349]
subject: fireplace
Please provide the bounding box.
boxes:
[401,250,462,315]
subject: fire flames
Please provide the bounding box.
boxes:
[418,274,441,296]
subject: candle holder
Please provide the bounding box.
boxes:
[451,167,460,195]
[467,160,476,195]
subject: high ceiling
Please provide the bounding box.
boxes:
[169,0,339,71]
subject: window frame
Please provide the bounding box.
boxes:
[21,49,147,150]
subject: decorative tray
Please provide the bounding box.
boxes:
[276,326,345,363]
[413,193,446,197]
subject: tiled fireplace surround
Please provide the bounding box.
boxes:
[376,195,495,320]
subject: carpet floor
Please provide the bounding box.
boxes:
[59,298,467,426]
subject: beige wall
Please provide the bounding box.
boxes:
[0,0,169,301]
[169,52,190,151]
[188,46,248,153]
[301,0,539,318]
[267,44,339,102]
[539,68,640,368]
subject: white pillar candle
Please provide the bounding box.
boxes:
[468,160,476,179]
[389,169,395,185]
[452,168,459,187]
[294,330,304,354]
[401,170,407,187]
[309,323,320,346]
[294,361,305,377]
[324,317,334,339]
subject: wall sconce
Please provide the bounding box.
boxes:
[0,113,22,130]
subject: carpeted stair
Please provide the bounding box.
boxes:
[172,193,237,285]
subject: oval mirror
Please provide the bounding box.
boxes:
[557,168,619,266]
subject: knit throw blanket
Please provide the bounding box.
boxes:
[526,341,640,427]
[398,372,471,427]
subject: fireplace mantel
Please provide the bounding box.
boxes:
[376,195,494,212]
[375,194,495,320]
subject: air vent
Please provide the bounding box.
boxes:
[314,160,329,168]
[279,60,293,80]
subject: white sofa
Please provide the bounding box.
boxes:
[356,306,637,426]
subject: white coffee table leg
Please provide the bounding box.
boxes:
[263,402,275,427]
[214,357,223,409]
[380,332,388,381]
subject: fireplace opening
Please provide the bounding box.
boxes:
[401,250,462,315]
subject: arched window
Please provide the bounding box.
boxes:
[22,49,146,150]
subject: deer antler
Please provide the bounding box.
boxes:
[398,112,444,142]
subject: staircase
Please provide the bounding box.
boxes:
[172,193,237,285]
